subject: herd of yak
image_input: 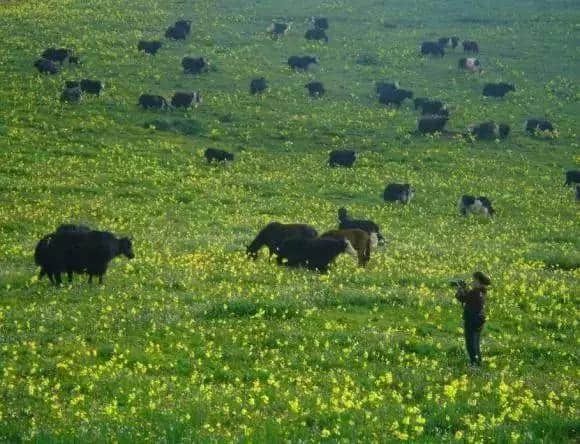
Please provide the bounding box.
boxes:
[31,16,579,284]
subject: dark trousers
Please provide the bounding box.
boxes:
[464,319,484,365]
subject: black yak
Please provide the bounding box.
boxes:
[267,22,290,38]
[80,79,104,96]
[524,118,554,134]
[483,83,515,98]
[138,40,162,55]
[34,58,59,74]
[305,28,328,42]
[463,41,479,53]
[376,81,399,96]
[204,148,234,163]
[468,121,510,140]
[166,20,191,40]
[337,208,385,245]
[328,150,355,167]
[313,17,329,30]
[418,115,448,134]
[35,224,91,283]
[247,222,318,260]
[250,77,268,95]
[458,195,495,217]
[275,238,355,273]
[415,99,448,116]
[384,183,415,204]
[35,227,134,285]
[421,41,444,56]
[139,94,169,110]
[41,48,73,64]
[564,170,580,186]
[182,57,208,75]
[379,88,413,107]
[60,84,82,103]
[171,91,201,108]
[306,81,325,97]
[288,56,318,71]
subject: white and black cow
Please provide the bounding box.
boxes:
[458,195,495,217]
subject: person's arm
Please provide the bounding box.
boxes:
[456,286,471,303]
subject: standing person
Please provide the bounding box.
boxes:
[455,272,491,366]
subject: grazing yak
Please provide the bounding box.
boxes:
[34,58,59,74]
[321,229,376,267]
[80,79,104,96]
[337,208,385,245]
[250,77,268,95]
[139,94,169,110]
[483,83,515,98]
[166,20,191,40]
[468,121,510,140]
[418,115,449,134]
[525,118,554,134]
[421,41,445,56]
[288,55,318,71]
[267,22,290,38]
[247,222,318,260]
[41,48,75,64]
[275,237,355,273]
[458,195,495,217]
[458,57,481,72]
[35,225,134,285]
[138,40,162,55]
[171,91,201,108]
[439,36,459,48]
[415,99,448,116]
[463,41,479,53]
[313,17,329,30]
[564,170,580,186]
[306,81,325,97]
[60,82,82,103]
[36,224,91,284]
[204,148,234,163]
[376,81,399,96]
[305,28,328,42]
[384,183,414,204]
[379,88,413,107]
[182,57,208,75]
[328,150,356,167]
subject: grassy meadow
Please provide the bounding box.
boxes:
[0,0,579,441]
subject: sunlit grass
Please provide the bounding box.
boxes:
[0,0,578,442]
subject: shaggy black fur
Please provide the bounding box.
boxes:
[204,148,234,163]
[328,150,356,167]
[483,83,514,98]
[421,41,444,56]
[288,56,318,71]
[275,237,348,273]
[138,40,162,55]
[247,222,318,260]
[139,94,168,110]
[384,183,415,204]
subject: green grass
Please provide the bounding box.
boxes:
[0,0,579,441]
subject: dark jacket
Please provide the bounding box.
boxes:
[456,288,486,325]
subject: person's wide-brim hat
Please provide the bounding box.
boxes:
[473,271,491,286]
